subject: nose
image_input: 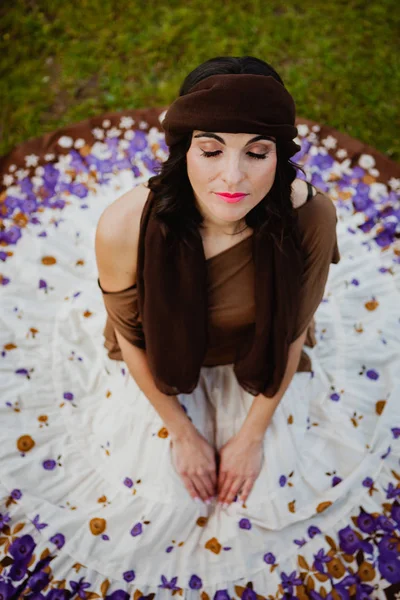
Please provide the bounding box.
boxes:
[220,154,246,186]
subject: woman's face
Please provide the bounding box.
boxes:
[186,130,277,234]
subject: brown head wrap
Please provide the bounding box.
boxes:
[161,73,301,157]
[136,73,304,397]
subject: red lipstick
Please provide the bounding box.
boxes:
[215,192,248,203]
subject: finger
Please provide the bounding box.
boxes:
[220,477,243,505]
[218,475,236,502]
[191,474,212,502]
[217,472,227,497]
[181,474,204,502]
[238,478,255,504]
[203,472,217,498]
[193,472,215,500]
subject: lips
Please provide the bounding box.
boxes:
[216,192,248,198]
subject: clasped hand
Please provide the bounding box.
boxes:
[170,429,264,506]
[217,432,264,505]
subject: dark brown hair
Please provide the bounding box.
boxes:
[147,55,306,252]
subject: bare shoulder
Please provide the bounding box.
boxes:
[291,178,315,209]
[95,182,151,292]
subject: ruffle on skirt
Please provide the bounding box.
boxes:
[1,109,400,599]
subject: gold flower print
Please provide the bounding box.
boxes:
[316,501,332,513]
[364,298,379,311]
[158,427,169,438]
[17,435,35,453]
[326,556,346,578]
[205,537,221,554]
[89,518,106,536]
[376,400,386,415]
[41,256,57,265]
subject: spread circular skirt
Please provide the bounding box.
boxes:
[0,109,400,599]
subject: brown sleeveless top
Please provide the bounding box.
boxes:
[98,186,340,376]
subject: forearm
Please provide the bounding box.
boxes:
[115,329,198,442]
[239,328,308,442]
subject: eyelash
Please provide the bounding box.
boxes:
[200,150,268,160]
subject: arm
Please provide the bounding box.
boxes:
[95,186,197,443]
[237,327,308,443]
[115,328,198,442]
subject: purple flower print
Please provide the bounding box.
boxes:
[69,577,91,599]
[11,488,22,499]
[9,560,28,581]
[47,590,71,600]
[352,583,375,600]
[43,459,57,470]
[158,575,180,591]
[391,428,400,439]
[189,574,202,589]
[378,556,400,584]
[280,571,303,594]
[130,522,142,537]
[313,548,331,572]
[332,476,342,487]
[105,592,130,600]
[9,534,36,562]
[3,225,22,245]
[29,569,50,593]
[63,392,74,401]
[241,588,257,600]
[122,570,135,582]
[49,532,65,549]
[0,581,15,600]
[330,393,340,401]
[338,526,361,554]
[385,482,400,500]
[123,477,133,488]
[378,535,399,560]
[214,592,230,600]
[366,369,379,380]
[308,525,321,538]
[32,514,48,531]
[263,552,276,564]
[362,477,374,488]
[0,512,11,530]
[357,509,377,533]
[309,152,334,171]
[166,545,173,553]
[279,475,287,487]
[391,502,400,524]
[239,518,251,530]
[377,514,395,532]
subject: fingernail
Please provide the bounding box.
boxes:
[193,497,203,504]
[205,499,211,505]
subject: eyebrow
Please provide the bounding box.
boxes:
[193,132,276,146]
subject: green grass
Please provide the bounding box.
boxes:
[1,0,399,161]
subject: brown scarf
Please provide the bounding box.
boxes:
[136,73,304,397]
[136,189,304,398]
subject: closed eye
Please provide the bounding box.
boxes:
[200,150,268,160]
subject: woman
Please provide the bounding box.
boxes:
[2,54,400,598]
[95,55,340,512]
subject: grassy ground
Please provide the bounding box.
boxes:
[1,0,399,161]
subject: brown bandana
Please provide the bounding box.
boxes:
[136,73,304,397]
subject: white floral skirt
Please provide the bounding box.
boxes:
[1,110,400,599]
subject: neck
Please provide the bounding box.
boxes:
[200,221,249,238]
